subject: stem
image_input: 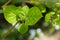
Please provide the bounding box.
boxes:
[1,0,11,8]
[1,22,18,40]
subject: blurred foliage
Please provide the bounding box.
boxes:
[0,0,60,40]
[0,0,23,5]
[0,0,8,5]
[0,9,3,13]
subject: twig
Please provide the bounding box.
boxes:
[1,0,11,8]
[1,22,18,40]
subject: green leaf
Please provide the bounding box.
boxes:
[45,12,55,22]
[18,23,28,34]
[25,7,42,25]
[18,5,29,20]
[3,5,18,24]
[22,5,29,15]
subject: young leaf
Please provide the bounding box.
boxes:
[3,5,18,24]
[45,12,55,22]
[25,7,42,25]
[18,23,28,34]
[18,6,29,20]
[53,14,60,25]
[22,5,29,15]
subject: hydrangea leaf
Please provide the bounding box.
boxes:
[18,23,28,34]
[3,5,18,24]
[25,7,42,25]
